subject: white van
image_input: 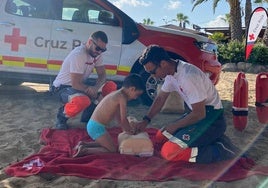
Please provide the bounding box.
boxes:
[0,0,221,104]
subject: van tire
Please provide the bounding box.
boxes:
[141,71,157,106]
[131,60,159,106]
[0,79,23,86]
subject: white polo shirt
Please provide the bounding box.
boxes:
[53,44,103,87]
[161,61,223,110]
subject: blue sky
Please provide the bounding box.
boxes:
[108,0,262,29]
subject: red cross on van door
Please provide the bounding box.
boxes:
[4,28,27,51]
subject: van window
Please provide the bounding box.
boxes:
[5,0,118,25]
[5,0,56,19]
[62,0,118,25]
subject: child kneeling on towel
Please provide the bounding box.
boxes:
[73,74,144,157]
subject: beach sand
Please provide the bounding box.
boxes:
[0,71,267,188]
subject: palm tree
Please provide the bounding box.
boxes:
[245,0,252,33]
[192,0,243,42]
[176,13,190,28]
[220,13,231,39]
[142,18,154,25]
[254,0,268,46]
[221,13,231,27]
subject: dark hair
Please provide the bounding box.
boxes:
[122,74,145,91]
[91,31,108,43]
[139,45,170,66]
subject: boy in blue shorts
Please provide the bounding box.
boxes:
[73,74,144,157]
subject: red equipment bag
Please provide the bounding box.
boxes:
[255,72,268,124]
[232,72,248,131]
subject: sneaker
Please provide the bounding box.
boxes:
[55,119,68,130]
[215,135,240,160]
[196,135,240,163]
[55,106,68,130]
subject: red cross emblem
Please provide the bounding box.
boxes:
[4,28,27,51]
[182,134,190,141]
[249,33,255,41]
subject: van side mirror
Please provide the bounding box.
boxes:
[98,10,119,26]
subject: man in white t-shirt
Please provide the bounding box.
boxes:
[52,31,117,130]
[135,45,239,163]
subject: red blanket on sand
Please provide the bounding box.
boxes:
[5,127,268,182]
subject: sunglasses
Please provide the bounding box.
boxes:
[92,40,107,52]
[147,65,159,74]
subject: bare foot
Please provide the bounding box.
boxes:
[73,145,90,158]
[74,141,100,151]
[73,141,83,151]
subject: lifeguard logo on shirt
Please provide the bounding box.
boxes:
[182,134,190,141]
[85,58,98,65]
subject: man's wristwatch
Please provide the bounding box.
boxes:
[142,115,151,123]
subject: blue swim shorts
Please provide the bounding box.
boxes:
[87,119,107,140]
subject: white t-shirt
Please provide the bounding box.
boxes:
[53,44,103,87]
[161,61,223,110]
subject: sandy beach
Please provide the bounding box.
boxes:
[0,71,267,188]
